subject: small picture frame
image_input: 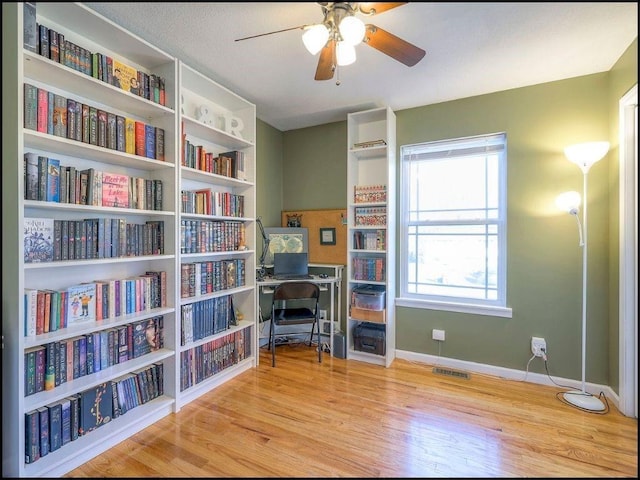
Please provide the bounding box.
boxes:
[320,227,336,245]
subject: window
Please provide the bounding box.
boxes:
[398,133,510,316]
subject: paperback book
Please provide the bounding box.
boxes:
[24,217,54,263]
[67,283,97,324]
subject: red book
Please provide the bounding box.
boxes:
[37,88,49,133]
[135,121,146,157]
[36,290,46,335]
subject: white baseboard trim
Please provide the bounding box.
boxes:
[395,349,619,411]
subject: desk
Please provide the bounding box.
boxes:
[257,273,342,357]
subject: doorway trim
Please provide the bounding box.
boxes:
[618,83,637,418]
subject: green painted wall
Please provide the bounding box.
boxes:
[256,119,284,231]
[282,122,347,210]
[396,75,612,382]
[278,41,637,387]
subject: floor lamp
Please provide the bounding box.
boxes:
[556,141,609,411]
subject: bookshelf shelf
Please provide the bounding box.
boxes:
[24,131,176,169]
[3,3,256,477]
[346,107,397,368]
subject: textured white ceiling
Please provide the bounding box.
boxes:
[84,2,638,131]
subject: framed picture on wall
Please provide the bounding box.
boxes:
[263,227,308,266]
[320,227,336,245]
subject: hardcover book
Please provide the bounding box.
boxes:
[23,3,37,53]
[125,117,136,154]
[102,172,129,208]
[53,93,68,138]
[24,217,54,263]
[24,83,38,130]
[49,28,60,63]
[78,382,113,436]
[112,59,138,93]
[37,406,50,458]
[48,400,63,452]
[25,409,40,464]
[38,23,49,59]
[67,283,97,324]
[131,317,157,358]
[144,124,156,159]
[47,90,55,135]
[24,288,39,337]
[24,152,39,201]
[37,87,48,133]
[60,397,71,445]
[68,394,80,441]
[45,157,61,202]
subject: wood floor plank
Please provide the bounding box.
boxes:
[66,345,638,478]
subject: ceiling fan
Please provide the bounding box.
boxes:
[235,2,426,82]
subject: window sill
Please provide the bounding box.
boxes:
[395,297,513,318]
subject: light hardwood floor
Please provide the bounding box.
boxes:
[67,344,638,477]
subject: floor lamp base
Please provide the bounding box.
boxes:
[563,390,606,411]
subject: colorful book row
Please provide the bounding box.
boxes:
[181,189,245,218]
[181,135,247,181]
[354,206,387,226]
[24,316,164,397]
[24,154,163,210]
[180,219,246,254]
[180,259,246,299]
[25,362,164,464]
[24,272,167,337]
[352,257,386,282]
[24,8,166,106]
[180,295,237,345]
[24,217,165,264]
[354,184,387,203]
[353,230,386,251]
[180,329,251,391]
[24,84,165,161]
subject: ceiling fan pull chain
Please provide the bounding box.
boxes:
[336,63,341,86]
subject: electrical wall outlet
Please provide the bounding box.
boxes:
[531,337,546,357]
[432,329,445,341]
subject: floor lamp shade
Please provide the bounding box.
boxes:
[561,141,609,412]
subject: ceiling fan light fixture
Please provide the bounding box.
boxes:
[336,41,356,66]
[302,24,330,55]
[339,15,365,45]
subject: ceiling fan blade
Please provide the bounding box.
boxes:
[364,24,425,67]
[315,39,336,80]
[235,25,304,42]
[358,2,407,16]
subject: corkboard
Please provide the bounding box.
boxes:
[281,209,347,265]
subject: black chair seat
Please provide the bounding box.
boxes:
[269,281,322,367]
[274,307,315,323]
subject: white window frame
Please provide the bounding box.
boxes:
[396,132,512,318]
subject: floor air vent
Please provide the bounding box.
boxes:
[432,367,471,380]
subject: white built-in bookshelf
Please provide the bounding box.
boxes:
[346,107,396,367]
[2,3,256,477]
[177,61,257,408]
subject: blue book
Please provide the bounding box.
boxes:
[60,398,71,445]
[37,406,50,457]
[145,123,155,159]
[25,409,40,463]
[48,401,62,452]
[100,330,109,369]
[46,157,61,202]
[85,333,94,375]
[68,395,80,441]
[93,331,102,372]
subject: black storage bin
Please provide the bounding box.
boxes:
[353,322,386,355]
